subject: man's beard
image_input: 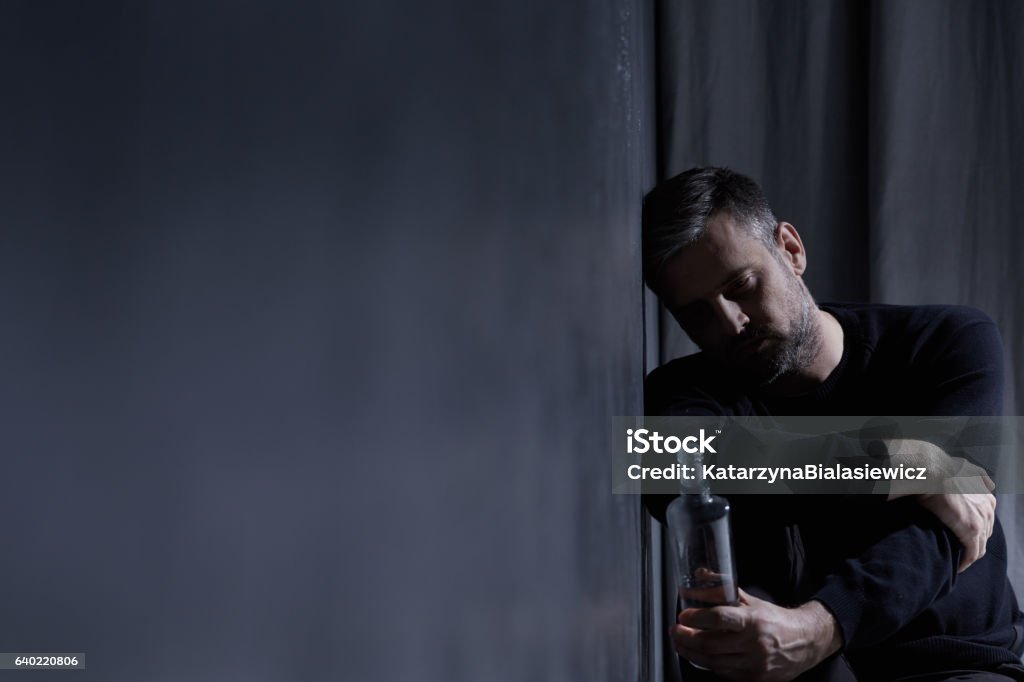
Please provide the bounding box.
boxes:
[754,294,821,387]
[725,285,823,388]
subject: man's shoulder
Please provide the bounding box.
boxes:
[823,301,993,323]
[823,302,997,346]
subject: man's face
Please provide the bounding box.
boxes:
[652,212,819,386]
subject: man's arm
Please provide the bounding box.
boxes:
[812,309,1006,649]
[878,308,1006,571]
[807,497,963,650]
[881,437,997,572]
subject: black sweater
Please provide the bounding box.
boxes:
[644,303,1023,679]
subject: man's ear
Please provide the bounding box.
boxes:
[774,222,807,276]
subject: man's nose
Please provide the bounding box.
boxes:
[713,297,748,336]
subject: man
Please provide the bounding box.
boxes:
[642,167,1024,681]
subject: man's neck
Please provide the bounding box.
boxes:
[765,309,845,397]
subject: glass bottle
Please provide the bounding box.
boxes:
[665,492,739,610]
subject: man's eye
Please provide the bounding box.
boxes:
[731,275,755,295]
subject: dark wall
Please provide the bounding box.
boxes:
[0,1,654,680]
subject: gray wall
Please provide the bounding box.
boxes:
[0,1,655,680]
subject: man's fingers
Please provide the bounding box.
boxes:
[685,630,747,656]
[959,545,976,573]
[677,606,746,632]
[671,625,751,675]
[919,492,996,564]
[953,496,986,567]
[960,539,984,573]
[670,624,706,663]
[670,625,725,667]
[671,623,698,644]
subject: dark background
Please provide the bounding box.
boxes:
[1,1,1021,681]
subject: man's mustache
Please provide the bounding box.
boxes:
[730,326,780,352]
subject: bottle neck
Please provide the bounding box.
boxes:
[677,451,712,500]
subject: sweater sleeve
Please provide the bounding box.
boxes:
[810,500,962,649]
[811,306,1007,649]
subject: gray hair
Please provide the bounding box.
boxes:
[642,167,779,289]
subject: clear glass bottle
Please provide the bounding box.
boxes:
[665,492,739,610]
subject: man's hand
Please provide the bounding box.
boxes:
[916,491,996,573]
[882,438,996,573]
[670,589,842,682]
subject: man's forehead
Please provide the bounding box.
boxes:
[705,210,763,245]
[657,217,769,304]
[679,214,766,267]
